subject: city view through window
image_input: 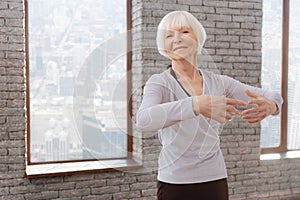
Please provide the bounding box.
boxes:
[28,0,128,162]
[261,0,300,149]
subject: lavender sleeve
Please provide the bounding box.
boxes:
[221,75,283,115]
[136,74,196,131]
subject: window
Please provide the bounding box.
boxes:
[25,0,136,175]
[261,0,300,153]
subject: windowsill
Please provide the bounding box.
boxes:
[26,158,142,178]
[260,150,300,160]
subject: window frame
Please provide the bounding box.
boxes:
[261,0,298,154]
[25,0,140,176]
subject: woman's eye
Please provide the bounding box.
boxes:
[166,34,173,38]
[182,30,189,33]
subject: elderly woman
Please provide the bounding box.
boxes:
[136,11,283,200]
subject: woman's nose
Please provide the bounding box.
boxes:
[173,32,182,43]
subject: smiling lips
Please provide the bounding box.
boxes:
[173,46,187,51]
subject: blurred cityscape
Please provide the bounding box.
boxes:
[261,0,300,149]
[29,0,127,162]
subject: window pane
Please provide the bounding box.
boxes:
[28,0,127,162]
[261,0,282,148]
[288,0,300,150]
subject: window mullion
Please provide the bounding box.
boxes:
[280,0,290,152]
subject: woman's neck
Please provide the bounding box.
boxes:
[171,59,198,81]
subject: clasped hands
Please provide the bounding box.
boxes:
[192,89,278,124]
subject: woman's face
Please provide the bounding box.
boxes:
[164,26,198,61]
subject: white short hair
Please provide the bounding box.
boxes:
[156,11,207,58]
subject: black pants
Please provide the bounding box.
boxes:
[157,178,228,200]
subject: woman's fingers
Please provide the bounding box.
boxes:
[223,98,247,123]
[243,112,267,124]
[248,99,264,106]
[242,90,268,123]
[241,90,278,123]
[216,97,247,123]
[202,92,276,124]
[245,89,260,98]
[226,98,247,107]
[245,118,261,124]
[227,105,241,117]
[242,105,259,115]
[194,95,270,124]
[242,112,264,120]
[242,106,268,124]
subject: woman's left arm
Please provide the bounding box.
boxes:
[221,75,283,124]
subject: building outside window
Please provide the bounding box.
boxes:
[261,0,300,152]
[27,0,129,164]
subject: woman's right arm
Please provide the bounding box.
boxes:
[136,75,196,131]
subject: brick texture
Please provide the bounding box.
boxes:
[0,0,300,199]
